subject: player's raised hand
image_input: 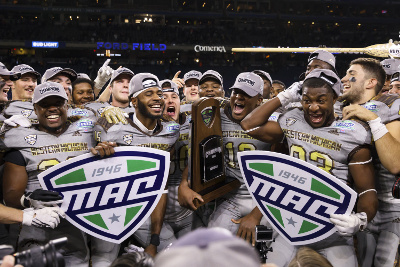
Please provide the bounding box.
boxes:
[172,71,184,88]
[91,141,117,158]
[94,59,113,89]
[277,81,302,107]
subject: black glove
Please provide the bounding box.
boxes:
[22,189,63,208]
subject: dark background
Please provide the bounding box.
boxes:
[0,0,399,92]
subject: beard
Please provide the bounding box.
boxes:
[341,84,364,104]
[137,98,163,119]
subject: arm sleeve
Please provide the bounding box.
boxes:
[3,149,26,166]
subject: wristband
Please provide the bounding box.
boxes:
[358,188,377,197]
[150,234,160,246]
[367,117,388,141]
[20,195,29,208]
[243,126,260,134]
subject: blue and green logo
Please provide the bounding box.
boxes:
[38,147,169,244]
[238,151,357,245]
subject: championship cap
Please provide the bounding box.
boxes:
[308,50,336,68]
[160,79,179,95]
[199,70,223,86]
[230,72,263,97]
[109,67,134,84]
[11,64,41,80]
[154,228,260,267]
[32,81,68,104]
[391,72,400,83]
[184,70,202,83]
[304,69,343,96]
[129,73,161,98]
[252,70,272,85]
[381,59,400,76]
[77,73,91,80]
[0,62,21,80]
[42,67,78,83]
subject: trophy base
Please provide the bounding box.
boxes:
[193,179,241,208]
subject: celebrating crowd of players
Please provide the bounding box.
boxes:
[0,51,400,267]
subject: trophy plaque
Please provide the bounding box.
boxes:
[190,97,240,208]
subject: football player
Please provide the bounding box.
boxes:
[241,69,377,266]
[179,72,272,245]
[380,58,400,94]
[42,67,78,104]
[252,70,273,99]
[182,70,202,102]
[0,64,40,124]
[340,58,400,267]
[71,77,95,105]
[95,73,179,256]
[158,79,196,242]
[0,62,20,102]
[1,81,118,267]
[271,80,286,98]
[198,70,224,98]
[85,67,135,124]
[389,71,400,95]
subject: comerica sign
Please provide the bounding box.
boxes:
[194,45,227,52]
[97,42,167,51]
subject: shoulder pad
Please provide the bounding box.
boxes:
[67,116,82,123]
[350,119,370,132]
[95,117,115,132]
[371,93,400,108]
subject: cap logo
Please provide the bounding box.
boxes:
[238,77,255,87]
[53,67,63,72]
[319,73,337,87]
[187,73,200,79]
[142,78,157,89]
[19,66,34,72]
[39,86,60,94]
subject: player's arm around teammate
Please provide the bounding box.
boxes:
[242,69,378,230]
[342,104,400,174]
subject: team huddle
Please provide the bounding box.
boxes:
[0,50,399,267]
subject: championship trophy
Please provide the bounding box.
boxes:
[189,97,240,208]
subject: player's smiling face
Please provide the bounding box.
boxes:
[198,78,223,98]
[341,64,366,103]
[13,73,37,100]
[184,79,199,101]
[301,86,336,128]
[34,96,68,134]
[134,87,165,119]
[162,91,180,121]
[72,82,94,105]
[230,88,262,121]
[111,74,132,105]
